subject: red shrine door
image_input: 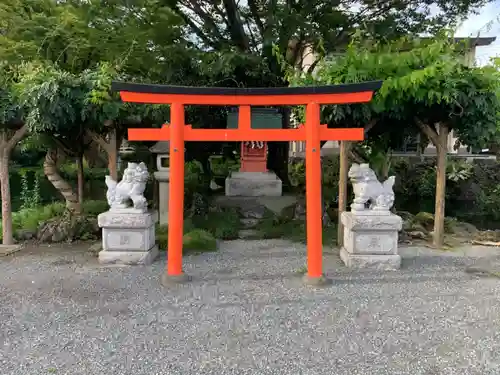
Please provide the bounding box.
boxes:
[112,81,382,285]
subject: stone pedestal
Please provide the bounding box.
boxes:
[225,171,282,197]
[97,209,159,265]
[340,211,402,270]
[154,170,170,225]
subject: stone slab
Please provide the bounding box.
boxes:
[102,226,156,252]
[98,210,158,229]
[341,212,403,231]
[340,247,401,270]
[214,195,297,215]
[98,245,159,265]
[225,172,282,197]
[230,171,280,180]
[0,245,22,256]
[343,230,398,255]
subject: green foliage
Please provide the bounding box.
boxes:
[15,62,86,134]
[191,207,242,240]
[19,169,41,209]
[7,165,108,212]
[0,202,66,241]
[291,36,500,154]
[82,200,108,217]
[290,156,343,205]
[255,211,337,245]
[182,229,217,254]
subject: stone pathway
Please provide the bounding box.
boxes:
[2,241,500,375]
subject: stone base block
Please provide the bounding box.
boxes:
[302,274,332,287]
[225,172,282,197]
[161,272,192,286]
[341,212,402,255]
[340,247,401,270]
[98,210,158,252]
[98,245,159,265]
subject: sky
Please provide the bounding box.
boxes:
[456,0,500,65]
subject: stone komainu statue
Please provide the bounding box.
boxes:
[105,162,150,211]
[348,163,395,212]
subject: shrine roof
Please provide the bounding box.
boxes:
[111,81,383,96]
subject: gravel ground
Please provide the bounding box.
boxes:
[2,241,500,375]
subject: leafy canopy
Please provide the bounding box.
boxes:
[290,35,500,150]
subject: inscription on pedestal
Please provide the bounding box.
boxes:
[120,234,130,246]
[105,231,145,251]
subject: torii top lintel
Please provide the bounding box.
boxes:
[111,81,382,106]
[111,81,382,142]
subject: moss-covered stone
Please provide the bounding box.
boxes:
[414,212,434,230]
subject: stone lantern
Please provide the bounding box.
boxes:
[150,141,170,225]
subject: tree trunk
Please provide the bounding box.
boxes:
[87,127,119,181]
[83,139,107,168]
[416,120,449,248]
[0,125,29,245]
[381,151,391,180]
[76,155,84,207]
[337,141,350,246]
[433,124,449,248]
[0,154,13,245]
[108,128,118,181]
[44,149,81,214]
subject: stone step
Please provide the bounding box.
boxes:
[238,229,260,239]
[240,218,259,228]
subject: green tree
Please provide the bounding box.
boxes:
[0,64,29,245]
[291,37,500,247]
[162,0,492,180]
[0,0,189,78]
[15,62,91,213]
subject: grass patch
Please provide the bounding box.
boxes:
[295,265,308,275]
[191,206,242,240]
[183,229,217,254]
[254,210,337,245]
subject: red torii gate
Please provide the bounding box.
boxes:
[111,81,382,285]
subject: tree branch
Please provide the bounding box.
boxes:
[86,129,111,152]
[52,137,75,157]
[6,124,28,151]
[349,149,366,164]
[306,57,321,74]
[174,3,220,48]
[364,119,377,134]
[247,0,264,35]
[415,117,439,146]
[222,0,249,50]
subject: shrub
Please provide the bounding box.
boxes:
[83,200,109,217]
[0,202,66,241]
[255,210,337,245]
[191,207,241,240]
[155,218,196,250]
[183,229,217,253]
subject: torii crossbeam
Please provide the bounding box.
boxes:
[112,81,382,285]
